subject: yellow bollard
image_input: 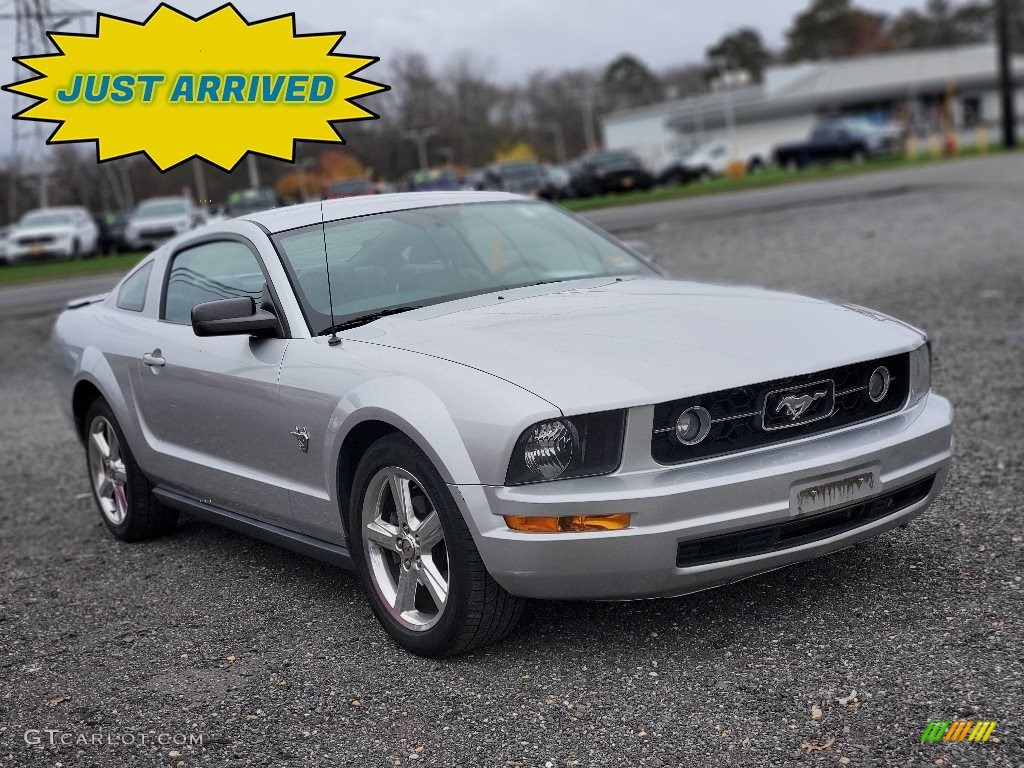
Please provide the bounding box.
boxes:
[976,126,988,153]
[725,158,746,179]
[906,135,918,160]
[927,134,941,158]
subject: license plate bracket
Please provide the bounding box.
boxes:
[790,465,879,517]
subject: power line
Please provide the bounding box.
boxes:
[7,0,64,219]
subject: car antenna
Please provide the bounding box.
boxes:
[320,201,342,347]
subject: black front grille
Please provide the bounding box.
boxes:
[140,228,176,240]
[15,234,55,246]
[652,353,909,465]
[675,475,935,567]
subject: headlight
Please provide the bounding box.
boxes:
[908,341,931,407]
[505,410,626,485]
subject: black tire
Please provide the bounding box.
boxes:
[84,399,178,541]
[348,434,524,657]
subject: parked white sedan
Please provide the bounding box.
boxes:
[52,192,953,657]
[6,206,99,262]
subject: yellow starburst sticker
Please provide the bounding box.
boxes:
[3,3,388,171]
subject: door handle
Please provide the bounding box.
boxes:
[142,350,165,367]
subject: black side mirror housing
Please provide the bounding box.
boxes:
[191,296,281,338]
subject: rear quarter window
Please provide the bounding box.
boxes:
[116,261,153,312]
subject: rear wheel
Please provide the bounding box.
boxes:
[349,434,524,657]
[84,399,177,541]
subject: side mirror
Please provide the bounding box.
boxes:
[191,296,281,338]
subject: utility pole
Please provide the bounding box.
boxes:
[581,85,597,151]
[996,0,1017,148]
[402,127,438,171]
[7,0,72,220]
[711,56,738,152]
[246,154,261,189]
[191,159,207,204]
[541,122,567,166]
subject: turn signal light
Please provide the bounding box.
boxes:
[503,513,631,533]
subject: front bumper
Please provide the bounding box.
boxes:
[454,393,953,600]
[7,241,73,261]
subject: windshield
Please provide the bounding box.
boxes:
[272,201,655,334]
[20,210,71,227]
[135,199,187,218]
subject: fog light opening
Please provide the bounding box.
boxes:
[504,513,631,533]
[868,365,891,403]
[675,406,711,445]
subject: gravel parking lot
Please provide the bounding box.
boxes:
[2,158,1022,767]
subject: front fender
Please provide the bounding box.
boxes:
[324,375,482,487]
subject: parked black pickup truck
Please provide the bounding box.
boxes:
[774,118,901,169]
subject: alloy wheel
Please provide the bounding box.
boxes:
[88,416,129,525]
[361,466,449,631]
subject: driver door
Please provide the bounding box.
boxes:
[131,237,293,527]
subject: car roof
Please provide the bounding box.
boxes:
[23,206,84,214]
[138,196,190,204]
[243,191,524,234]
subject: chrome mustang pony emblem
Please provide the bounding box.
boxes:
[775,391,828,421]
[290,426,310,453]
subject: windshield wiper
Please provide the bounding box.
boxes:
[526,278,573,287]
[319,305,422,335]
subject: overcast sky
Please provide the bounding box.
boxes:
[0,0,926,157]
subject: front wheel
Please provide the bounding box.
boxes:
[349,434,524,657]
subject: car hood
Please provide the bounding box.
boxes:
[352,277,925,412]
[682,150,714,167]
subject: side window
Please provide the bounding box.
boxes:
[116,261,153,312]
[163,240,265,324]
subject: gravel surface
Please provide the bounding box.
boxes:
[2,158,1022,767]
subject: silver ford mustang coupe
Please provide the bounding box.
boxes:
[52,192,953,657]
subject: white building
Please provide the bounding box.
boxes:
[601,45,1024,168]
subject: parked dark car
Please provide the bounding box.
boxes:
[485,161,546,195]
[225,188,280,217]
[324,177,378,199]
[774,118,902,169]
[406,169,461,192]
[569,151,654,197]
[95,211,129,254]
[537,165,573,201]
